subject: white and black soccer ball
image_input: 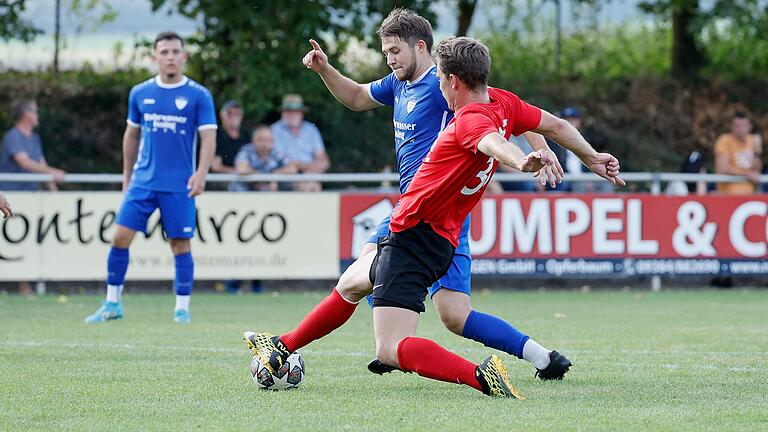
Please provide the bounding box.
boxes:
[250,352,305,390]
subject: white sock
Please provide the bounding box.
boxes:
[175,295,191,311]
[522,339,552,370]
[106,285,123,303]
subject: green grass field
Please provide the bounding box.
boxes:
[1,290,767,431]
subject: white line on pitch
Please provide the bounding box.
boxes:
[1,340,765,359]
[0,340,369,357]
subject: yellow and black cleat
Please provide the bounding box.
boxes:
[243,331,291,374]
[476,355,525,399]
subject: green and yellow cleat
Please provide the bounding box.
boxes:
[243,331,291,373]
[476,355,525,399]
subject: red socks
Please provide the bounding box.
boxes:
[397,337,483,392]
[279,288,358,352]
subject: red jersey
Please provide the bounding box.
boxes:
[389,87,542,247]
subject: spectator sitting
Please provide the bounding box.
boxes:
[271,94,330,192]
[714,111,763,194]
[231,125,298,192]
[0,99,66,192]
[212,100,248,176]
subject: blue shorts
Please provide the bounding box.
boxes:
[367,215,471,297]
[116,187,196,239]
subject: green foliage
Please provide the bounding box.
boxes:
[3,1,767,175]
[1,291,767,430]
[0,69,149,180]
[0,0,42,42]
[483,23,672,101]
[143,0,439,173]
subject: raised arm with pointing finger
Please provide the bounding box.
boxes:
[302,39,380,112]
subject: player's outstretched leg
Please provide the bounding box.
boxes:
[243,249,375,372]
[243,288,357,372]
[374,308,524,399]
[85,227,134,324]
[433,289,572,380]
[172,249,194,324]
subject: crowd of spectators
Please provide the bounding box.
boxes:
[3,97,764,197]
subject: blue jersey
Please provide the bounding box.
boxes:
[126,76,217,192]
[367,66,452,193]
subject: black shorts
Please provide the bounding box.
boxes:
[369,221,456,313]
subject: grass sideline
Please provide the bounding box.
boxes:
[1,290,766,431]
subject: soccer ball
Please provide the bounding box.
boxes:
[250,352,305,390]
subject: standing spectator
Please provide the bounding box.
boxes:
[231,125,298,192]
[213,100,248,175]
[1,99,67,295]
[714,111,763,194]
[271,94,330,191]
[0,191,12,218]
[547,107,613,193]
[0,99,67,192]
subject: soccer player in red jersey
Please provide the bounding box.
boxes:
[249,36,624,398]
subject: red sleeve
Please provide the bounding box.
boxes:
[454,108,498,153]
[509,96,542,137]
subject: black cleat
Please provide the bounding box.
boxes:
[243,331,291,373]
[535,350,572,380]
[367,358,407,375]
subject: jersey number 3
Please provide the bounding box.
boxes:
[461,156,494,196]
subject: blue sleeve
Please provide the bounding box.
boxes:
[126,87,140,126]
[309,123,325,152]
[196,88,218,130]
[368,73,396,106]
[3,131,26,156]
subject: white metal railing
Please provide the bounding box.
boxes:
[0,172,766,193]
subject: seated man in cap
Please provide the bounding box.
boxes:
[271,94,330,192]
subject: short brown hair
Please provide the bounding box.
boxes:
[154,31,184,49]
[377,8,433,51]
[12,99,36,122]
[434,37,491,91]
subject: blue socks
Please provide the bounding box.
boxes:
[174,252,194,296]
[461,310,530,359]
[106,247,129,286]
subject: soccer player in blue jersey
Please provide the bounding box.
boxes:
[245,9,571,380]
[85,32,217,324]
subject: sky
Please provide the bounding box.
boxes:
[0,0,645,70]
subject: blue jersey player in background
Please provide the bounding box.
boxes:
[86,32,217,324]
[244,9,571,382]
